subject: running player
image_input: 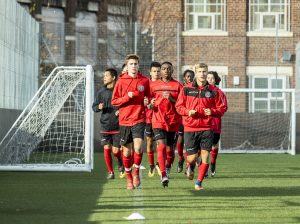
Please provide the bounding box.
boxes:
[111,54,150,190]
[92,68,124,179]
[145,61,161,177]
[176,69,195,173]
[150,61,182,187]
[207,71,228,177]
[176,63,226,190]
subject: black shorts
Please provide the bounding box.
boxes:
[153,128,177,146]
[213,133,220,145]
[119,122,145,145]
[145,123,153,137]
[178,124,184,136]
[100,133,120,148]
[184,130,213,155]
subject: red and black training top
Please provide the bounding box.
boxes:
[150,78,183,132]
[211,86,228,133]
[175,81,227,132]
[111,72,150,126]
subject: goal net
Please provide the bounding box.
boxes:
[219,88,296,155]
[0,66,94,171]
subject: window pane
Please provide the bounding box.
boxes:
[271,0,283,3]
[255,92,268,98]
[271,5,281,12]
[255,78,268,88]
[188,15,194,29]
[76,12,97,65]
[198,16,211,29]
[270,100,283,112]
[41,7,65,63]
[259,5,268,12]
[252,4,259,13]
[254,100,268,112]
[215,14,221,30]
[271,78,282,89]
[254,78,268,98]
[195,5,204,12]
[271,79,283,97]
[253,13,260,30]
[207,5,217,12]
[263,15,276,28]
[259,0,268,4]
[279,14,285,29]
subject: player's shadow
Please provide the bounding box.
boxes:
[213,172,300,179]
[190,186,300,197]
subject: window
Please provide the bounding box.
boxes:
[107,15,128,67]
[107,4,130,68]
[76,12,97,66]
[41,7,65,64]
[185,0,226,32]
[249,0,290,32]
[250,76,287,112]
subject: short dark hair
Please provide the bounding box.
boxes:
[183,69,195,80]
[161,61,173,67]
[105,68,118,80]
[208,71,221,85]
[150,61,161,70]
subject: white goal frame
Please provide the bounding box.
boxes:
[0,65,94,171]
[219,88,296,155]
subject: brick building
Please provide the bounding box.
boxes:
[17,0,141,80]
[144,0,300,153]
[16,0,300,111]
[14,0,300,152]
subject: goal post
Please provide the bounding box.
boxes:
[0,65,94,171]
[219,88,296,155]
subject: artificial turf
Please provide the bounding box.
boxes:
[0,153,299,224]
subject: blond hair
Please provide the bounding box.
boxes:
[194,63,208,71]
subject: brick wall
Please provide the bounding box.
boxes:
[150,0,299,89]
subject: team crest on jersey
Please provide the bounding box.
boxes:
[205,91,212,98]
[138,85,145,92]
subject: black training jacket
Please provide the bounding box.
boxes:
[92,86,119,132]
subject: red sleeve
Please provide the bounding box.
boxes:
[175,87,189,116]
[111,80,130,107]
[211,90,228,117]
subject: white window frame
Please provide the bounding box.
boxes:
[260,13,279,30]
[248,0,291,37]
[251,76,287,113]
[184,0,227,36]
[247,66,292,113]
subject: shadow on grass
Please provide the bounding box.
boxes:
[190,186,300,197]
[0,152,106,224]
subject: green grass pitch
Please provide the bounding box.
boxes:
[0,153,300,223]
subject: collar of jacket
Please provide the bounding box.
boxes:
[192,80,209,89]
